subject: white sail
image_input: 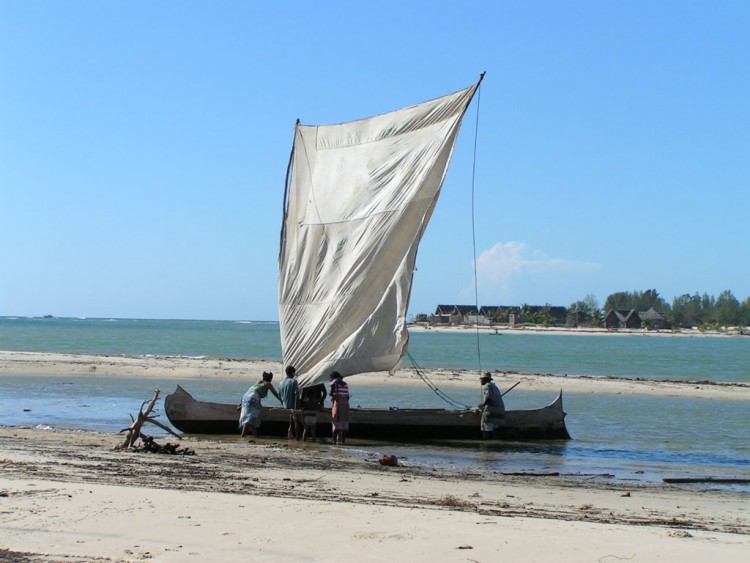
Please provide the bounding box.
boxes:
[279,81,480,387]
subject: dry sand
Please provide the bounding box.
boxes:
[1,351,749,561]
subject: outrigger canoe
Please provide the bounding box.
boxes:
[164,385,570,441]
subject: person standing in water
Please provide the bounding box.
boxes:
[329,371,350,445]
[278,365,301,439]
[238,371,282,438]
[300,383,327,441]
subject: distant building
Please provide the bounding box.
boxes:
[432,305,477,325]
[420,305,670,330]
[602,308,671,330]
[604,309,641,329]
[431,304,567,326]
[520,305,567,325]
[639,307,670,330]
[567,310,589,327]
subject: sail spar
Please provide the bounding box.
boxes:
[279,79,481,387]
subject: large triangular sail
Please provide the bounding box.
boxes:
[279,80,481,387]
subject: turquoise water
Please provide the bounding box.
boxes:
[0,317,283,360]
[2,316,748,383]
[1,316,749,487]
[418,331,750,383]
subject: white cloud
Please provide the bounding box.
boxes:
[460,241,601,305]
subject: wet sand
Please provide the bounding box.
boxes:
[1,426,748,562]
[1,350,748,401]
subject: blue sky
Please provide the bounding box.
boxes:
[2,1,748,321]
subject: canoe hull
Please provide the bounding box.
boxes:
[164,385,570,441]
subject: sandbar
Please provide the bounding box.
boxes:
[1,350,748,401]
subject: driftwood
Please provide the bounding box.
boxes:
[133,435,195,456]
[116,389,181,451]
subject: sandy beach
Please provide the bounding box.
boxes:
[1,350,748,401]
[1,350,749,561]
[2,425,749,562]
[408,323,750,338]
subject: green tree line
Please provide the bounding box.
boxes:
[570,289,750,328]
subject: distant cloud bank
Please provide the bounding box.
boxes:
[461,242,601,305]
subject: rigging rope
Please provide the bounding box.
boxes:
[470,74,484,377]
[407,351,471,410]
[408,74,485,410]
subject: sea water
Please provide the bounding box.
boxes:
[1,317,749,487]
[2,316,748,383]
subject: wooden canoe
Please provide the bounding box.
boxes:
[164,385,570,441]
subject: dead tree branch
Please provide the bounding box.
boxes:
[116,389,181,450]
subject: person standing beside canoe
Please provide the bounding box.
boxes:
[300,383,327,441]
[238,371,282,438]
[329,372,350,445]
[278,365,301,439]
[478,372,505,439]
